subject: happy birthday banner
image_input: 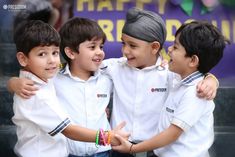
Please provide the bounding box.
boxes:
[74,0,235,79]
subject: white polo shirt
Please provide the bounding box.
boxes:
[54,64,112,156]
[154,71,214,157]
[12,70,71,157]
[102,57,171,142]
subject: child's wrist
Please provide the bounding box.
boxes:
[205,73,219,88]
[109,130,115,145]
[104,130,111,145]
[129,143,134,154]
[95,129,111,147]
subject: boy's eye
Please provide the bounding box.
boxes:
[53,51,59,56]
[100,45,104,50]
[130,44,137,48]
[89,45,96,49]
[38,52,46,56]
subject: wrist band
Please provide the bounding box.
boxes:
[107,131,111,145]
[205,73,219,87]
[95,130,99,147]
[129,144,134,154]
[100,129,107,146]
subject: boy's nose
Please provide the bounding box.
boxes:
[168,45,173,53]
[96,48,104,56]
[48,55,56,63]
[122,46,129,55]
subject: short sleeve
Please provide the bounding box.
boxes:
[18,96,71,136]
[171,87,213,132]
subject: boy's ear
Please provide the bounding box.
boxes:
[189,55,199,67]
[151,41,161,55]
[16,52,28,67]
[64,47,75,59]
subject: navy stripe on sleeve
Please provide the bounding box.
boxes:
[48,118,71,136]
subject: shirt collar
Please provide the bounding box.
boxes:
[59,63,100,81]
[118,56,166,71]
[19,70,49,86]
[181,71,204,86]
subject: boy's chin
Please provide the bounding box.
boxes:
[90,67,100,72]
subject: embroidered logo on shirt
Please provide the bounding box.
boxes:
[151,88,167,92]
[97,94,108,98]
[166,107,174,113]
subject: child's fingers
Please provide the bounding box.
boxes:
[196,81,203,92]
[112,134,132,153]
[115,134,125,142]
[114,121,126,130]
[19,92,32,99]
[205,89,216,100]
[25,84,38,92]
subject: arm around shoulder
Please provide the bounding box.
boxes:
[196,73,219,100]
[7,77,38,99]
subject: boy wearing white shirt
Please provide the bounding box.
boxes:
[56,17,114,157]
[112,20,229,157]
[12,20,123,157]
[102,8,220,157]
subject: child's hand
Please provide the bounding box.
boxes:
[7,77,38,99]
[110,121,130,146]
[196,77,217,100]
[112,134,132,153]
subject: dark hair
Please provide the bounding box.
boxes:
[175,21,229,74]
[59,17,106,63]
[14,20,60,56]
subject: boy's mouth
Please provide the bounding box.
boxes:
[92,58,102,62]
[127,57,135,61]
[46,66,57,70]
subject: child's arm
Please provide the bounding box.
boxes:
[112,124,183,153]
[62,124,97,142]
[62,121,130,146]
[7,77,38,98]
[197,73,219,100]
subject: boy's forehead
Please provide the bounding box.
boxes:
[121,33,148,43]
[87,38,104,44]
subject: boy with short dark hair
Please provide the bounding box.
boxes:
[56,17,115,157]
[112,20,229,157]
[12,20,71,157]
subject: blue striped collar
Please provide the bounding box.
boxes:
[181,71,204,85]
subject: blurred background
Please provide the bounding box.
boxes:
[0,0,234,156]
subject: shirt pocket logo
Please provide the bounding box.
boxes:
[97,94,108,98]
[151,88,167,92]
[166,107,174,113]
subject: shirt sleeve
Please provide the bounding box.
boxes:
[19,96,71,136]
[171,87,213,132]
